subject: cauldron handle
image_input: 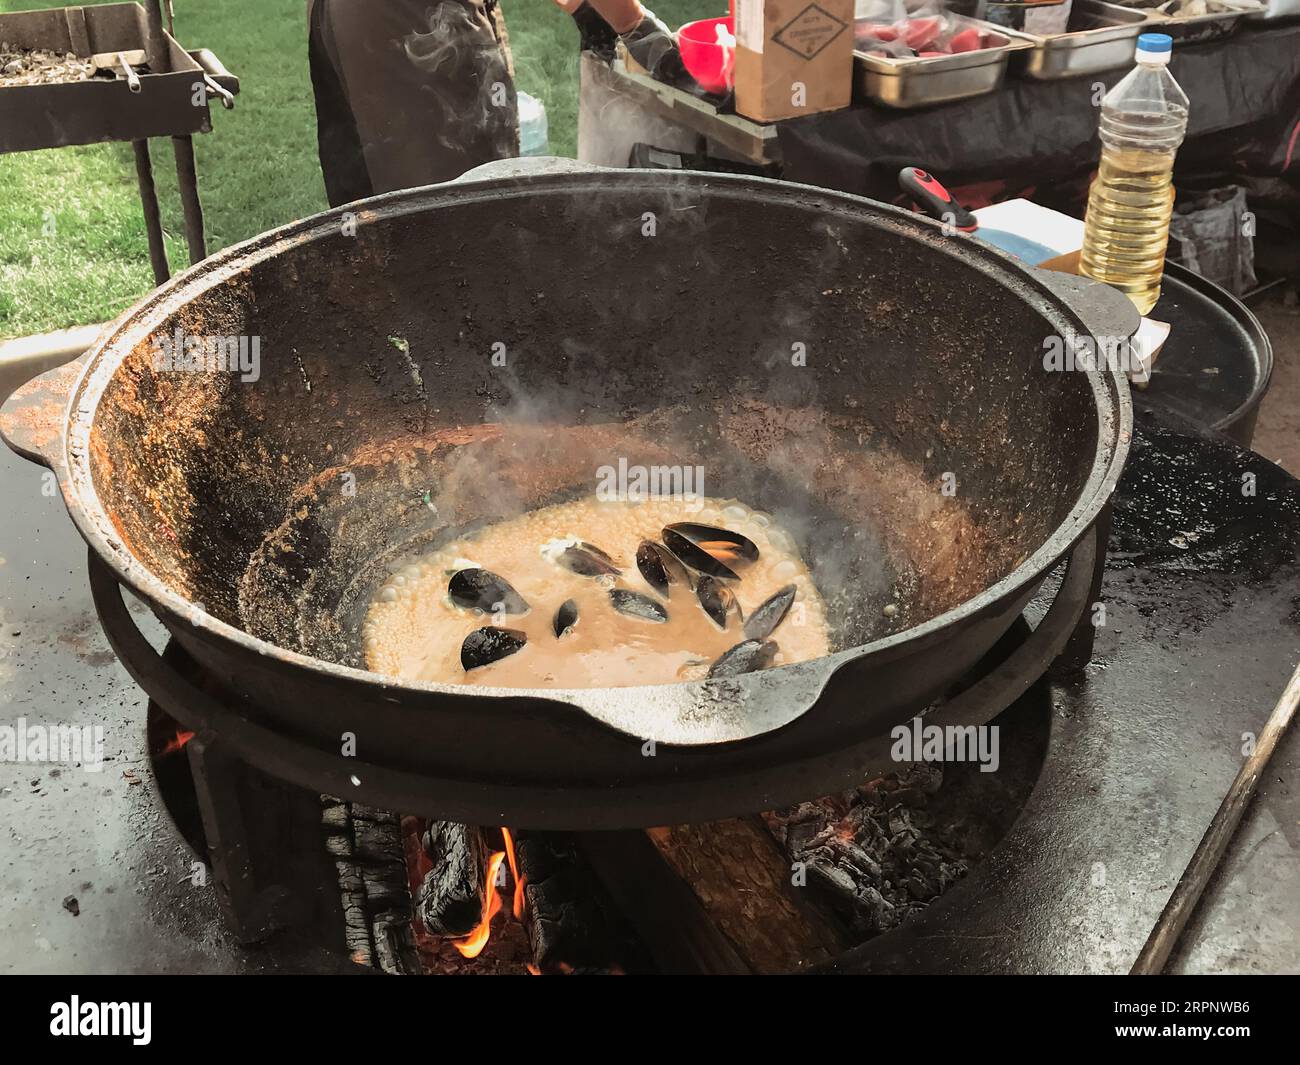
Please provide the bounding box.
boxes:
[1035,270,1142,347]
[0,344,96,476]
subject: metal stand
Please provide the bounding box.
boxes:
[145,0,203,277]
[0,1,238,286]
[89,521,1102,828]
[170,134,207,264]
[131,138,171,284]
[185,727,345,945]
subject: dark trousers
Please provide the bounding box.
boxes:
[308,0,518,207]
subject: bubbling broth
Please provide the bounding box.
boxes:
[363,497,831,688]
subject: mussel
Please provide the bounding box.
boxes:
[448,567,529,615]
[695,574,740,629]
[635,540,690,598]
[609,588,668,623]
[743,584,797,641]
[548,540,621,577]
[661,523,757,581]
[707,639,778,679]
[553,599,579,638]
[666,522,758,563]
[460,627,527,671]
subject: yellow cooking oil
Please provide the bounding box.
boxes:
[1079,33,1188,317]
[1079,146,1176,316]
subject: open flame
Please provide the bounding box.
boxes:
[454,850,505,959]
[453,828,525,960]
[157,728,195,757]
[502,827,526,920]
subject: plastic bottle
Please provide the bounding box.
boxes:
[1079,33,1189,316]
[517,91,550,158]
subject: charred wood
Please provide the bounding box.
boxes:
[646,818,846,973]
[579,829,751,975]
[320,797,421,975]
[514,831,651,975]
[415,821,488,939]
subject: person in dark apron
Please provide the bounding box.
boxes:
[308,0,519,207]
[308,0,691,208]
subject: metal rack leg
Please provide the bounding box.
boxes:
[172,134,207,265]
[132,138,170,285]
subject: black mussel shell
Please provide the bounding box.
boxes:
[553,599,579,638]
[635,540,689,598]
[743,584,797,641]
[695,574,740,629]
[448,568,529,614]
[554,542,621,577]
[609,588,668,623]
[665,522,759,565]
[460,627,527,671]
[707,639,778,679]
[662,528,740,582]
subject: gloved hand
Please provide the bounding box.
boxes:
[618,8,696,91]
[569,1,619,60]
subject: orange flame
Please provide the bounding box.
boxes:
[158,729,195,757]
[454,851,505,959]
[501,828,526,920]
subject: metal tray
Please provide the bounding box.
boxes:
[853,16,1033,109]
[1142,4,1253,43]
[1004,1,1153,80]
[0,2,216,153]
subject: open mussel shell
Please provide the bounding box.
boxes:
[662,528,741,582]
[460,627,527,671]
[448,567,529,615]
[609,588,668,623]
[635,540,690,598]
[743,584,796,641]
[551,541,621,577]
[665,522,759,564]
[553,599,579,638]
[695,574,741,630]
[707,639,778,679]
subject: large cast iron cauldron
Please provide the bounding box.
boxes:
[2,166,1132,827]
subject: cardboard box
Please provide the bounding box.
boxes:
[733,0,854,123]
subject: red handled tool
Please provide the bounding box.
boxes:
[898,167,978,232]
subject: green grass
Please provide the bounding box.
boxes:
[0,0,710,338]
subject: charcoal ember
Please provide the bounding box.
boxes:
[838,842,882,881]
[783,818,824,854]
[764,765,975,941]
[806,860,858,902]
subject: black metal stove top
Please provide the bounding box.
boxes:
[2,414,1297,974]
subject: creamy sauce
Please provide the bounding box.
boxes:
[363,497,831,688]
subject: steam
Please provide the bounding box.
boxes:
[402,2,514,153]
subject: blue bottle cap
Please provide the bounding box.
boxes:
[1137,33,1173,52]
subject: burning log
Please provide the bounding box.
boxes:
[415,821,490,939]
[513,831,650,974]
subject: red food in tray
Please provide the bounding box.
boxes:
[855,17,991,59]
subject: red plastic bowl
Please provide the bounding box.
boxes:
[678,16,735,94]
